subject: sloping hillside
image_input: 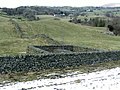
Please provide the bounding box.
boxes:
[102,3,120,7]
[18,17,120,50]
[0,16,60,55]
[0,15,120,55]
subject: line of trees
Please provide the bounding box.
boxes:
[69,17,106,27]
[1,6,66,20]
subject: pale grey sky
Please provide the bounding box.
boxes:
[0,0,120,8]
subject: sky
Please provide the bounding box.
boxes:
[0,0,120,8]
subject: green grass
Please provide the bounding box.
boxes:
[1,15,120,82]
[0,15,120,55]
[18,17,120,50]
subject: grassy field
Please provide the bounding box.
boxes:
[1,15,120,82]
[18,16,120,50]
[0,15,120,55]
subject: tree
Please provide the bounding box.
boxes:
[88,17,106,27]
[105,11,114,18]
[69,16,81,24]
[107,17,120,35]
[23,8,36,21]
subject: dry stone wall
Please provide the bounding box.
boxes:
[27,45,100,54]
[0,50,120,74]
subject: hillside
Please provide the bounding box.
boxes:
[0,15,120,55]
[102,3,120,7]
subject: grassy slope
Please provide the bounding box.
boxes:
[0,15,120,55]
[0,16,58,55]
[1,15,120,82]
[19,17,120,50]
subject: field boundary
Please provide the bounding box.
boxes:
[0,45,120,74]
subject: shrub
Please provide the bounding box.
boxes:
[107,17,120,35]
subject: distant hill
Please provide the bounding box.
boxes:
[102,3,120,7]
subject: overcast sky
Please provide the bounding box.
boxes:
[0,0,120,8]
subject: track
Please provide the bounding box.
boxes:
[0,67,120,90]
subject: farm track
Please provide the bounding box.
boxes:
[0,67,120,90]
